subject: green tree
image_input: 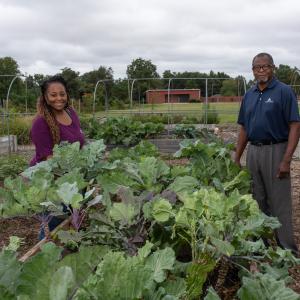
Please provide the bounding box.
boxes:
[111,78,130,106]
[161,70,231,97]
[33,74,49,86]
[275,64,300,85]
[126,58,159,79]
[126,58,160,105]
[80,66,114,93]
[57,67,81,99]
[220,79,237,96]
[79,66,114,111]
[0,57,21,108]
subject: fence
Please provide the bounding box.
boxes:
[1,76,300,155]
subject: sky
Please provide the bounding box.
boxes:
[1,0,300,81]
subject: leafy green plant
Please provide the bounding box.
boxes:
[174,139,249,192]
[0,242,109,300]
[0,140,111,240]
[174,124,199,139]
[237,272,300,300]
[0,154,27,181]
[75,243,186,300]
[146,188,284,299]
[83,117,164,146]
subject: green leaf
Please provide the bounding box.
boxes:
[16,243,62,299]
[49,266,75,300]
[3,236,23,252]
[161,277,186,298]
[138,241,154,260]
[97,172,137,194]
[56,182,83,209]
[175,207,190,227]
[0,250,21,294]
[152,199,173,223]
[210,237,235,256]
[146,248,175,283]
[238,273,300,300]
[58,245,109,288]
[77,251,153,300]
[168,176,199,194]
[139,157,170,191]
[110,202,138,225]
[204,286,221,300]
[55,170,87,190]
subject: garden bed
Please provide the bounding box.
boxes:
[1,132,300,299]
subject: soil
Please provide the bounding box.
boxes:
[1,134,300,297]
[0,216,40,257]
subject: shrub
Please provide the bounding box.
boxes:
[0,154,28,181]
[200,104,220,124]
[109,98,127,109]
[0,117,32,145]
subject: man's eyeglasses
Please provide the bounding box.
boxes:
[252,64,273,71]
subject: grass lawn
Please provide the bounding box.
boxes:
[92,102,241,124]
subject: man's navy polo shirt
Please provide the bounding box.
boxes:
[238,77,300,142]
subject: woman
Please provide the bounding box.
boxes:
[30,75,85,239]
[30,75,85,166]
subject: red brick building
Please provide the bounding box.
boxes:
[146,89,201,104]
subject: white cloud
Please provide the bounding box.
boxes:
[0,0,300,80]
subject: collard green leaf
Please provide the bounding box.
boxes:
[97,172,137,194]
[175,207,190,227]
[161,277,186,298]
[55,170,87,190]
[16,243,62,299]
[168,176,199,194]
[237,273,300,300]
[152,199,173,223]
[138,241,154,260]
[210,237,235,256]
[0,250,21,294]
[77,251,153,300]
[204,287,221,300]
[110,202,138,225]
[58,245,109,289]
[145,247,175,283]
[56,182,83,209]
[49,266,75,300]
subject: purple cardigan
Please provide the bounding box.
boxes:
[30,108,85,166]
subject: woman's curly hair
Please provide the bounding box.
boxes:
[36,75,70,145]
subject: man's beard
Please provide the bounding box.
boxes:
[256,76,269,84]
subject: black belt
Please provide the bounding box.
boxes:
[250,140,287,146]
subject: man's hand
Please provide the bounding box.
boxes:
[276,160,291,179]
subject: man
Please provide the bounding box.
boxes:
[235,52,300,254]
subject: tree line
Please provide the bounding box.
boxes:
[1,56,300,112]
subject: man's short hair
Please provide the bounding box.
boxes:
[252,53,274,66]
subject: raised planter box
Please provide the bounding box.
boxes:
[0,135,17,154]
[103,138,194,155]
[147,138,194,154]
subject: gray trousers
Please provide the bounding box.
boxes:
[246,142,298,253]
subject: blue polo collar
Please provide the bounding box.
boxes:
[254,77,278,91]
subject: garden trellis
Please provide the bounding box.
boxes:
[0,74,39,153]
[92,76,248,126]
